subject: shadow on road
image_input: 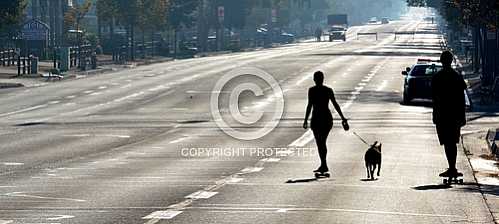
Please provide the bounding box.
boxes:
[401,100,433,108]
[360,178,378,181]
[306,51,441,58]
[412,184,452,190]
[285,178,318,183]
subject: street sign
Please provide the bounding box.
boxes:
[20,19,49,41]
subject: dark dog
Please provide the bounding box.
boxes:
[364,141,382,180]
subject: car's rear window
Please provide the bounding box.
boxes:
[410,65,442,76]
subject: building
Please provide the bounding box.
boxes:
[27,0,71,47]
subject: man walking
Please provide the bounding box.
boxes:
[431,51,467,177]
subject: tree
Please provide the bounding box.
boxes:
[0,0,27,38]
[167,0,199,56]
[113,0,142,60]
[64,0,93,31]
[406,0,498,28]
[96,0,119,41]
[137,0,169,57]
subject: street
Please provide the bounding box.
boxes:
[0,14,495,224]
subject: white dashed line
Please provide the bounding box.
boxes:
[185,191,219,199]
[0,104,48,117]
[143,210,183,220]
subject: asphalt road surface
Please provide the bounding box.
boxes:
[0,12,495,224]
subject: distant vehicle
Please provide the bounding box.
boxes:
[368,17,378,24]
[278,32,295,44]
[329,26,347,42]
[327,14,348,42]
[402,59,443,104]
[179,41,198,58]
[381,17,390,24]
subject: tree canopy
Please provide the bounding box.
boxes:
[0,0,27,34]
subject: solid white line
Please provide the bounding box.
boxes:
[47,215,74,221]
[0,104,48,117]
[4,192,86,202]
[169,136,191,144]
[1,162,24,166]
[186,206,465,218]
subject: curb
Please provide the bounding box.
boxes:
[62,67,115,79]
[0,82,24,89]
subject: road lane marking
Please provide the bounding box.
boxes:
[62,134,130,138]
[121,84,132,89]
[260,158,281,162]
[186,206,465,218]
[48,101,60,105]
[239,167,264,174]
[376,80,388,92]
[114,92,145,102]
[289,130,314,147]
[0,104,48,117]
[66,95,76,99]
[2,162,24,166]
[0,220,13,224]
[169,136,191,144]
[3,192,86,202]
[224,177,244,183]
[143,210,182,220]
[47,215,74,221]
[185,191,218,199]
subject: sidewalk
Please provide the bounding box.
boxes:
[462,132,499,224]
[0,56,173,89]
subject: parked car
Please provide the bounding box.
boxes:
[278,32,295,44]
[381,17,390,24]
[402,59,443,104]
[368,17,378,24]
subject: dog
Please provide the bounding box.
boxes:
[364,141,382,180]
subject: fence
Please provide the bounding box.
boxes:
[1,49,16,66]
[357,32,378,41]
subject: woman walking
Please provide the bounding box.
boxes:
[303,71,349,173]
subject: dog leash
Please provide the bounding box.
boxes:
[352,131,370,146]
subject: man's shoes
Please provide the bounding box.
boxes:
[313,166,329,173]
[439,168,462,177]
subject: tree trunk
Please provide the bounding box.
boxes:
[151,30,155,57]
[97,18,102,44]
[142,29,145,59]
[173,29,177,58]
[130,24,135,61]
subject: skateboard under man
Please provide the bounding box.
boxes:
[442,172,463,185]
[314,171,330,178]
